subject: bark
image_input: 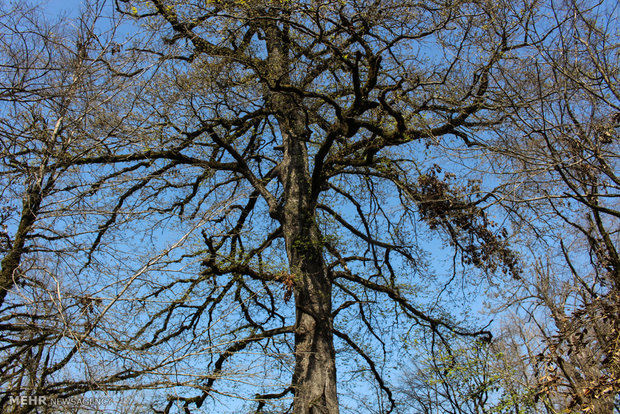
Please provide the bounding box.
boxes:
[263,16,339,412]
[281,122,339,413]
[0,184,42,308]
[274,89,338,412]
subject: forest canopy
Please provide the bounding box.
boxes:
[0,0,618,413]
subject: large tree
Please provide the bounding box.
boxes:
[112,0,528,411]
[1,0,533,412]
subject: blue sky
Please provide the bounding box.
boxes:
[44,0,82,17]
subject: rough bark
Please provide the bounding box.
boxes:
[280,119,338,413]
[263,17,339,411]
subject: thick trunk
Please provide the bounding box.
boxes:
[279,116,339,413]
[285,218,338,413]
[263,18,338,411]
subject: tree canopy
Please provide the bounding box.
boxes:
[0,0,617,413]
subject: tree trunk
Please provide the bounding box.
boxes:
[279,110,339,413]
[286,218,338,413]
[264,16,339,411]
[0,185,42,309]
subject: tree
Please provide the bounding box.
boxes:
[0,3,239,413]
[0,2,125,409]
[426,0,620,411]
[493,0,620,411]
[398,331,544,414]
[397,0,620,412]
[1,0,536,412]
[109,0,529,411]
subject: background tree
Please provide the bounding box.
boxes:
[399,332,543,414]
[493,0,619,411]
[0,2,123,408]
[397,0,619,412]
[0,3,241,413]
